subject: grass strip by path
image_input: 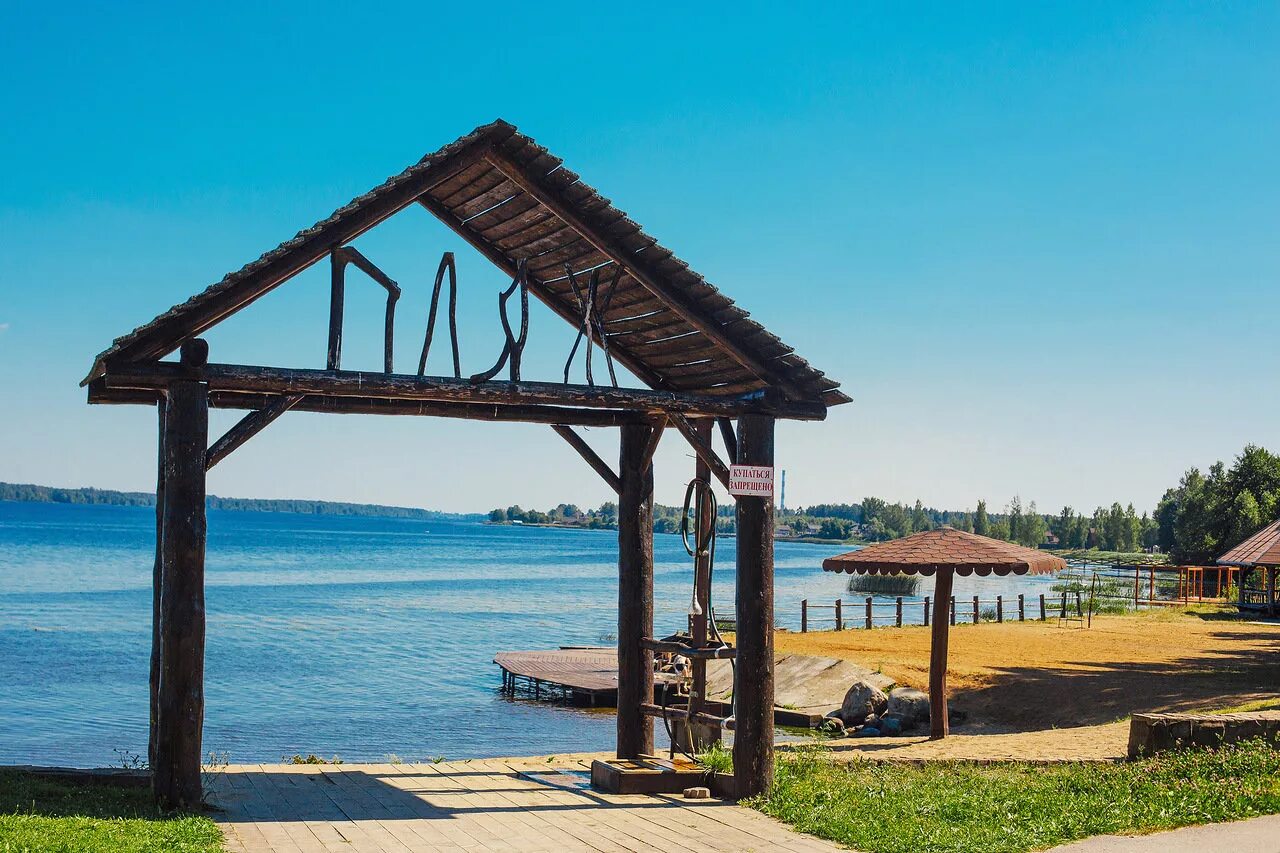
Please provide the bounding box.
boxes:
[749,741,1280,853]
[0,771,222,852]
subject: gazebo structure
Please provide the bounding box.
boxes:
[82,120,847,808]
[1217,519,1280,615]
[823,528,1064,738]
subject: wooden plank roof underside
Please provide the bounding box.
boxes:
[85,120,848,409]
[1217,519,1280,568]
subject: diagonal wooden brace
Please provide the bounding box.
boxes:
[551,424,621,494]
[206,394,303,470]
[670,414,731,490]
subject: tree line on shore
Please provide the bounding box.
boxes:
[0,482,474,520]
[489,444,1280,562]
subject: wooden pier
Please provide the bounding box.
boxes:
[495,648,679,706]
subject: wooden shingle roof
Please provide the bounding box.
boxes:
[84,120,847,410]
[822,528,1065,576]
[1217,519,1280,568]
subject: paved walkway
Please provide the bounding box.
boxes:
[207,759,843,853]
[1049,814,1280,851]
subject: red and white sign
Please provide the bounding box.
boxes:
[728,465,774,498]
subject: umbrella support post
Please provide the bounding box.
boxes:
[928,570,954,739]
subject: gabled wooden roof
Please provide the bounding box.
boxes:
[84,120,848,408]
[1217,519,1280,568]
[822,528,1066,576]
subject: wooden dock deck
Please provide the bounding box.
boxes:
[209,759,843,852]
[494,648,679,705]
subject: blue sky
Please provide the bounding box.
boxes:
[1,2,1277,515]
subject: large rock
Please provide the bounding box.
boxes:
[839,681,888,727]
[887,687,931,726]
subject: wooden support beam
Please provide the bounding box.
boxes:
[485,150,812,402]
[153,341,208,811]
[148,401,164,774]
[90,383,653,427]
[101,362,827,420]
[617,422,655,759]
[551,425,621,494]
[733,413,775,798]
[670,414,731,489]
[717,417,738,464]
[929,569,955,740]
[206,395,303,470]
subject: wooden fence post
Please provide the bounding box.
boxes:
[949,596,956,625]
[865,597,873,629]
[1018,593,1025,621]
[1134,567,1140,607]
[834,598,842,631]
[1040,593,1046,621]
[972,595,980,624]
[1060,592,1067,618]
[896,597,903,627]
[800,599,807,633]
[996,595,1003,623]
[923,596,930,627]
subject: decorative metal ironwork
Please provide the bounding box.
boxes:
[563,263,621,387]
[417,252,461,379]
[328,246,401,373]
[469,259,530,383]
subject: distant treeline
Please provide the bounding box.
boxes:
[0,482,478,521]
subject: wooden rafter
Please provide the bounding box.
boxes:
[205,395,303,470]
[551,425,621,494]
[485,150,812,402]
[100,362,827,420]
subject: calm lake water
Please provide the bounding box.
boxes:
[0,501,1058,766]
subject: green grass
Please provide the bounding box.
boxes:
[0,771,222,852]
[696,742,734,776]
[749,741,1280,853]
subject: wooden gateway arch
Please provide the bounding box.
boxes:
[83,120,848,809]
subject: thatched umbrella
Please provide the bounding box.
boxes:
[822,528,1065,738]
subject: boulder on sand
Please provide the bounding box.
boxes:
[887,687,931,727]
[839,681,888,727]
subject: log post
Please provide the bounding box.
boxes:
[616,422,654,758]
[800,600,807,633]
[929,569,954,739]
[949,596,956,625]
[996,595,1003,623]
[834,598,842,631]
[923,595,930,627]
[149,401,165,773]
[1018,593,1025,621]
[1040,593,1047,620]
[688,418,716,750]
[864,597,872,629]
[896,597,903,627]
[733,413,774,798]
[972,595,979,624]
[154,339,208,810]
